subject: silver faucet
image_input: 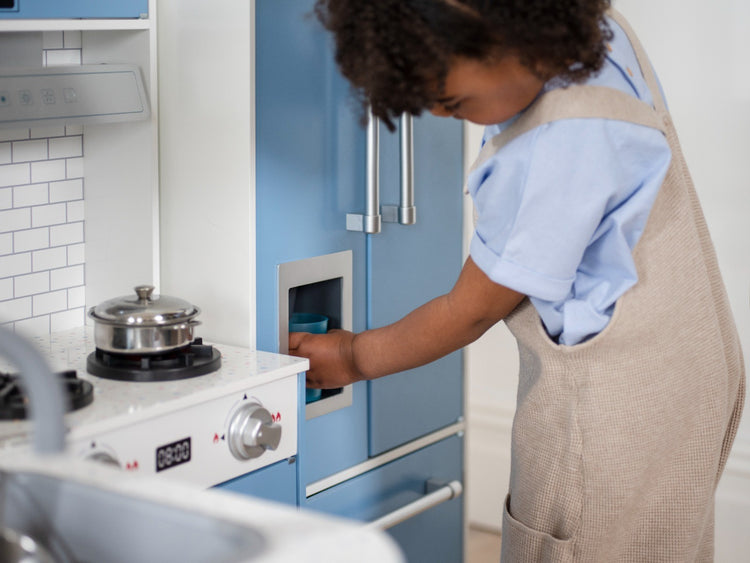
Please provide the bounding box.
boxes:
[0,326,65,454]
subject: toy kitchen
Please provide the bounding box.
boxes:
[0,1,467,561]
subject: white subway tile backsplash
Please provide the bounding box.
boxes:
[0,278,12,300]
[32,203,66,228]
[0,234,11,256]
[42,31,64,50]
[0,143,10,165]
[30,126,66,140]
[51,307,84,332]
[14,271,49,297]
[68,285,85,309]
[0,46,88,334]
[0,188,11,210]
[67,243,85,265]
[49,136,83,159]
[0,129,30,143]
[0,208,31,233]
[0,163,30,187]
[66,200,84,223]
[50,178,83,202]
[0,296,32,322]
[63,31,82,49]
[64,125,83,136]
[33,289,67,315]
[12,139,48,162]
[15,315,51,338]
[13,183,49,208]
[33,247,67,272]
[0,253,31,278]
[50,221,84,246]
[32,160,66,183]
[45,49,82,67]
[66,157,84,178]
[51,264,84,290]
[14,227,49,253]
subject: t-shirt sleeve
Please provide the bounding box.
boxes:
[467,117,672,302]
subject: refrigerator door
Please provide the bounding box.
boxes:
[256,0,464,483]
[368,116,464,455]
[255,0,370,482]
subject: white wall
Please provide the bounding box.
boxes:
[157,0,255,348]
[465,3,750,558]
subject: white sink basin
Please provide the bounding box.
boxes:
[2,469,265,562]
[0,455,404,563]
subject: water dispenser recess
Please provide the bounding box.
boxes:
[278,251,353,419]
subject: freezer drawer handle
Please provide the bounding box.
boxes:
[365,479,463,531]
[382,114,417,226]
[346,108,382,234]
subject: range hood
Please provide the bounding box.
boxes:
[0,64,150,128]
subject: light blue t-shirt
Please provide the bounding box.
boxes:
[467,19,672,345]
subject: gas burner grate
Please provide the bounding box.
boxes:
[0,370,94,420]
[86,338,221,382]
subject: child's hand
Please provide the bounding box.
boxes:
[288,330,365,389]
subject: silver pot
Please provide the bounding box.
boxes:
[88,285,201,355]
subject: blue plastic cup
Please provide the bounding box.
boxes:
[289,313,328,403]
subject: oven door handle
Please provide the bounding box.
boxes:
[347,108,382,234]
[364,479,463,531]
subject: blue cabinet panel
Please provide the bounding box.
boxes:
[256,0,369,481]
[215,458,298,506]
[368,114,464,455]
[305,435,464,562]
[0,1,148,18]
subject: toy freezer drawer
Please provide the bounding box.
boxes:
[305,434,464,562]
[0,0,148,19]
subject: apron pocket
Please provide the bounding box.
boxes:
[501,494,575,563]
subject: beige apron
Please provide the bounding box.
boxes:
[467,10,746,562]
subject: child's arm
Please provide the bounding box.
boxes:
[288,257,524,388]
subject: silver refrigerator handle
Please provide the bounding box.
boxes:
[364,479,463,531]
[398,113,416,225]
[382,113,417,225]
[346,108,382,234]
[347,112,417,231]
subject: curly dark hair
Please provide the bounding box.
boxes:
[314,0,613,129]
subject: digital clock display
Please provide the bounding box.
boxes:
[155,437,191,472]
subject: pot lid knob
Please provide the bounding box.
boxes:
[135,285,155,302]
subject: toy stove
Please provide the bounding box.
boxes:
[0,327,306,489]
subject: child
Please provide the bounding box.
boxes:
[289,1,745,561]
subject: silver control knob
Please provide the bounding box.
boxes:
[227,402,282,460]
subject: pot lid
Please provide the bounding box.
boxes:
[88,285,200,326]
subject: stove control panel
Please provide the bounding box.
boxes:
[68,373,299,488]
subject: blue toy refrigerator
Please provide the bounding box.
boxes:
[255,1,466,560]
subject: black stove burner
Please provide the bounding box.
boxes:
[0,370,94,420]
[86,338,221,382]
